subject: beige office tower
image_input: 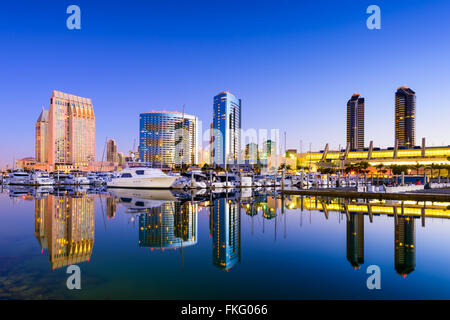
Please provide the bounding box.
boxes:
[48,90,95,168]
[106,139,118,163]
[35,108,49,163]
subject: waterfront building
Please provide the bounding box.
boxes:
[212,91,241,167]
[35,108,49,163]
[395,216,416,277]
[347,93,365,150]
[211,197,241,271]
[302,144,449,168]
[395,87,416,148]
[106,139,118,163]
[139,111,199,167]
[48,90,95,169]
[346,213,364,269]
[117,152,125,166]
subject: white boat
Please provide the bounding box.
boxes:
[172,176,190,189]
[8,169,30,185]
[107,167,177,189]
[28,171,54,186]
[65,172,90,185]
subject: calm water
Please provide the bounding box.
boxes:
[1,185,450,300]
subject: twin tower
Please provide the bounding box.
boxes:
[347,86,416,150]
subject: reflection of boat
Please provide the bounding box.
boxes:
[8,186,33,197]
[109,188,178,212]
[107,168,177,189]
[109,188,178,201]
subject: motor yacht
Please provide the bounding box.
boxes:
[8,169,30,185]
[28,171,54,186]
[107,167,177,189]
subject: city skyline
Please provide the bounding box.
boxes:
[1,1,450,168]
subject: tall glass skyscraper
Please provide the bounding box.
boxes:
[346,93,365,150]
[212,91,241,167]
[139,111,198,167]
[395,86,416,148]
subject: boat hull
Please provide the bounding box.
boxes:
[107,176,177,189]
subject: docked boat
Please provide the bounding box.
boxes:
[8,169,30,185]
[107,167,177,189]
[28,171,54,186]
[65,172,90,185]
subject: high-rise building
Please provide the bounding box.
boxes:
[262,139,276,159]
[244,142,259,163]
[212,91,241,167]
[106,139,118,163]
[35,108,49,163]
[395,86,416,148]
[346,93,365,150]
[48,90,95,168]
[139,111,199,167]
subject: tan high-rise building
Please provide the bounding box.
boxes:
[48,90,95,168]
[106,139,118,163]
[35,108,49,163]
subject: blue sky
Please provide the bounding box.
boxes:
[0,0,449,167]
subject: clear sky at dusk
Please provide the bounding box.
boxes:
[0,0,449,168]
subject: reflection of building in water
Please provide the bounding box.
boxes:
[395,216,416,277]
[264,196,278,220]
[138,201,197,249]
[106,197,117,219]
[346,213,364,269]
[211,197,241,271]
[34,194,95,269]
[35,198,48,251]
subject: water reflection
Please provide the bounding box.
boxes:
[346,213,364,269]
[210,196,241,271]
[3,185,448,279]
[34,193,95,270]
[395,216,416,277]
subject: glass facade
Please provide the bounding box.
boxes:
[346,93,365,150]
[139,111,198,167]
[212,91,241,167]
[395,87,416,148]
